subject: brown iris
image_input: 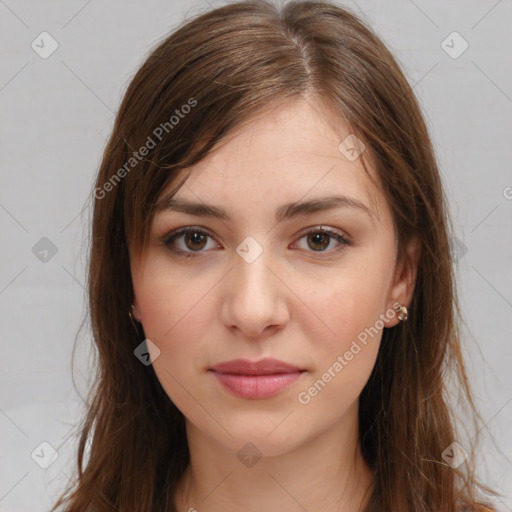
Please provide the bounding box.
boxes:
[307,232,330,251]
[184,231,208,251]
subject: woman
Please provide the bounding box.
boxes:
[52,0,500,510]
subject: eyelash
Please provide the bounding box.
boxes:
[160,225,351,258]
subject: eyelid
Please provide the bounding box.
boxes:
[160,226,218,255]
[294,224,350,240]
[161,225,214,242]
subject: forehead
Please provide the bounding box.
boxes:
[157,98,386,224]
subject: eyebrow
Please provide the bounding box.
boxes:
[155,194,375,223]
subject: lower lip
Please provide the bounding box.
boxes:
[210,371,304,399]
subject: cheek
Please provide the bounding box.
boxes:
[134,257,215,343]
[136,276,211,409]
[295,278,385,414]
[133,267,221,404]
[299,258,391,357]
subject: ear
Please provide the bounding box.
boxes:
[384,236,421,328]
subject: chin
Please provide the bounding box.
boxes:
[198,416,310,458]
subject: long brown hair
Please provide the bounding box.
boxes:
[51,1,500,510]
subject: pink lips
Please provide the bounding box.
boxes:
[209,358,305,399]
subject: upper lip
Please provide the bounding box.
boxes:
[209,358,304,375]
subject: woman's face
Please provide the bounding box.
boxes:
[130,98,418,456]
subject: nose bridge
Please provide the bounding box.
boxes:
[234,236,278,306]
[220,234,289,337]
[236,245,273,297]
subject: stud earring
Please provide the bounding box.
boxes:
[128,304,140,332]
[395,304,408,322]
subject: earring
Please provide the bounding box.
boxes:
[128,304,140,332]
[395,304,408,322]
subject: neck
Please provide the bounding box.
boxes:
[173,401,375,512]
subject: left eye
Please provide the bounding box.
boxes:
[161,226,350,257]
[293,228,350,253]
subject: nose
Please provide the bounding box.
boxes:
[219,243,290,340]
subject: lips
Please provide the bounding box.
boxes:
[209,358,303,375]
[208,358,306,399]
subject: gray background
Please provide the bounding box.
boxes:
[0,0,511,510]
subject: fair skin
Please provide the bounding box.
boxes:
[130,97,420,512]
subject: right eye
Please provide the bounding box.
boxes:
[161,226,220,257]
